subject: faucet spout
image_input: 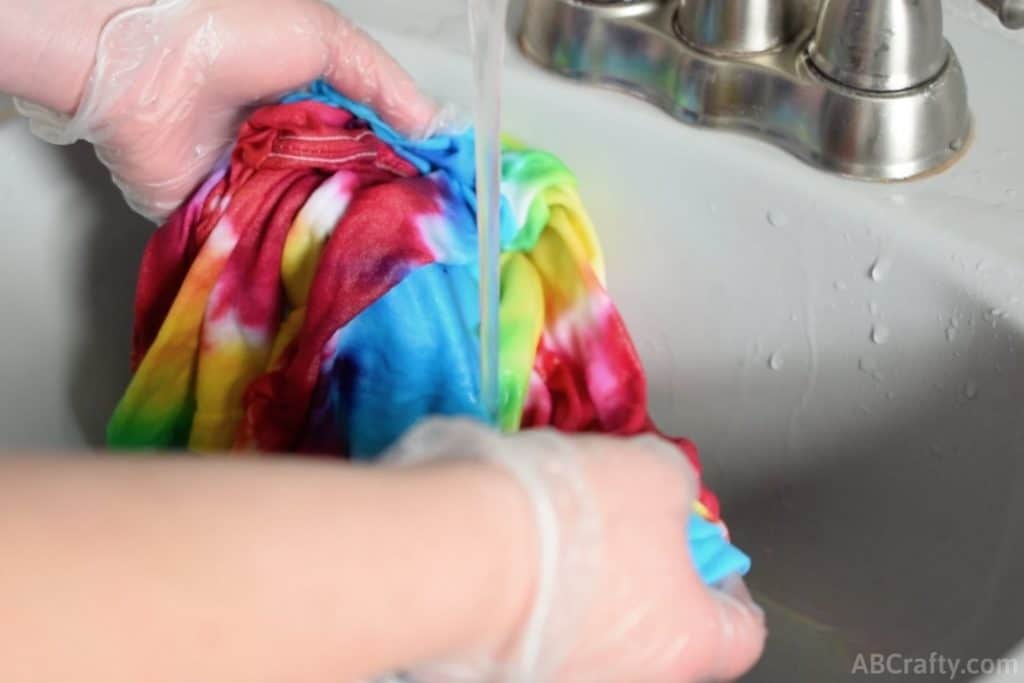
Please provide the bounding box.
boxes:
[675,0,810,55]
[980,0,1024,29]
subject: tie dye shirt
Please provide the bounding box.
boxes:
[107,81,749,585]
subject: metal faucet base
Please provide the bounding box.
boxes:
[518,0,973,182]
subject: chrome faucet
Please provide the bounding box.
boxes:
[981,0,1024,27]
[519,0,1022,181]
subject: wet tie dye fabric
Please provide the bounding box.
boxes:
[107,81,749,585]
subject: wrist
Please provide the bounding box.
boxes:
[463,462,539,661]
[407,460,539,665]
[3,0,147,114]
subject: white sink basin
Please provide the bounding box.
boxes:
[1,2,1022,680]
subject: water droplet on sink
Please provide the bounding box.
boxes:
[871,324,891,345]
[859,356,883,381]
[964,381,979,400]
[768,352,785,371]
[834,280,848,292]
[946,325,958,342]
[869,257,889,283]
[949,138,965,152]
[767,211,789,228]
[709,203,719,215]
[869,301,879,316]
[982,308,1006,326]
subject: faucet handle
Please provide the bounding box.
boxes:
[809,0,948,92]
[980,0,1024,28]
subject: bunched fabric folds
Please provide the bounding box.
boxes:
[107,81,750,585]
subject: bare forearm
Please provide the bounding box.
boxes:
[0,0,144,113]
[0,454,533,683]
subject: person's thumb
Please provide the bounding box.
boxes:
[705,574,768,681]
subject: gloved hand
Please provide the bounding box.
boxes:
[387,419,767,683]
[14,0,440,222]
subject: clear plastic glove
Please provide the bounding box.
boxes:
[386,419,768,683]
[14,0,440,222]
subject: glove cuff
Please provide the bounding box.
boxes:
[385,418,602,683]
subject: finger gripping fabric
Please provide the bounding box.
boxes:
[107,80,750,586]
